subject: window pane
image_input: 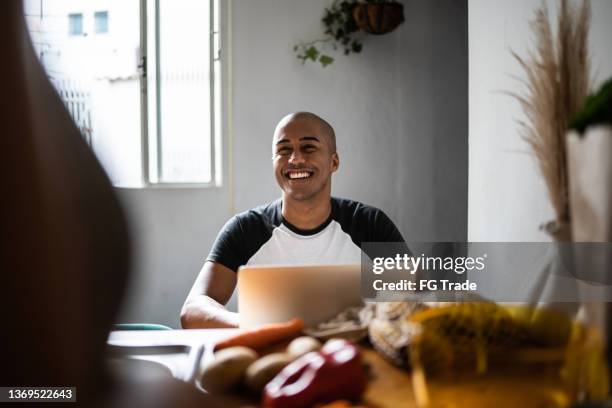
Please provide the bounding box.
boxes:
[25,0,143,187]
[94,11,108,34]
[156,0,212,183]
[68,13,82,36]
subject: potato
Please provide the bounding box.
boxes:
[324,338,346,348]
[287,336,321,359]
[200,346,258,393]
[245,352,293,393]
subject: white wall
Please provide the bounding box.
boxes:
[230,0,468,244]
[117,0,468,328]
[468,0,612,241]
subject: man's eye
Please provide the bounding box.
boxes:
[302,145,317,152]
[276,149,291,156]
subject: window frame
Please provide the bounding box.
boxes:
[139,0,222,189]
[68,13,83,36]
[93,11,109,34]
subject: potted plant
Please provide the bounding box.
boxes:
[353,0,404,35]
[294,0,405,67]
[565,79,612,364]
[509,0,591,339]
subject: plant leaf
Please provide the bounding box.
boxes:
[305,46,320,61]
[319,55,334,67]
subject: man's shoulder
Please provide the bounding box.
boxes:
[332,197,386,221]
[233,199,282,229]
[331,197,404,243]
[208,200,281,271]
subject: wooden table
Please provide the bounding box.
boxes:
[108,330,574,408]
[361,348,572,408]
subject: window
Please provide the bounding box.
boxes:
[94,11,109,34]
[68,13,83,36]
[25,0,222,188]
[147,0,221,184]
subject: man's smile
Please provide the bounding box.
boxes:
[284,169,314,180]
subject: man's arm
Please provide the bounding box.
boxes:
[180,261,239,328]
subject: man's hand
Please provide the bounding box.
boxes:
[180,261,239,328]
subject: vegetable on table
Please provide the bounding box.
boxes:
[287,336,322,359]
[245,352,294,393]
[200,346,258,393]
[214,318,305,351]
[263,339,366,408]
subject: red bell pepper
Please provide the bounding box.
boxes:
[263,339,366,408]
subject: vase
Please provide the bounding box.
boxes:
[567,125,612,242]
[567,124,612,380]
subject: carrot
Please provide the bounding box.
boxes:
[315,401,351,408]
[214,318,305,351]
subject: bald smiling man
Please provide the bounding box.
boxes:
[180,112,405,328]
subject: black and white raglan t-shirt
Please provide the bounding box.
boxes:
[207,197,405,272]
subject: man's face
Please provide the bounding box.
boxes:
[273,118,339,202]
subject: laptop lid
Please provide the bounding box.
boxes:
[237,264,362,328]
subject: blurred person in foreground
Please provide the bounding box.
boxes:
[4,2,225,405]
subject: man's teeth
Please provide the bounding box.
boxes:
[288,171,311,179]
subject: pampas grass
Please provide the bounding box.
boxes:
[511,0,591,238]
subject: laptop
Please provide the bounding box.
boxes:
[237,264,362,328]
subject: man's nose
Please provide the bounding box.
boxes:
[288,150,305,164]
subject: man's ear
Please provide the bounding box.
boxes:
[331,152,339,173]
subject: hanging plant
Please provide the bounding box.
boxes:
[294,0,405,67]
[353,1,405,35]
